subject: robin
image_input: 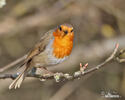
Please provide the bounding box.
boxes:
[9,24,74,89]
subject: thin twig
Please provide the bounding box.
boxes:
[0,43,120,81]
[0,55,26,72]
[82,43,119,76]
[115,49,125,63]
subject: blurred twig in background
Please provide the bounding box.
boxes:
[0,55,26,72]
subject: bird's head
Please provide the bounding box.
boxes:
[53,24,74,40]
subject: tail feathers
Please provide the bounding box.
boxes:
[9,72,25,89]
[9,63,32,89]
[9,65,29,89]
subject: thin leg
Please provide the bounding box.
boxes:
[39,67,54,75]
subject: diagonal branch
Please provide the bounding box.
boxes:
[1,35,125,73]
[0,43,122,82]
[0,55,26,72]
[82,43,119,76]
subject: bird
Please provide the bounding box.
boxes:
[9,24,74,89]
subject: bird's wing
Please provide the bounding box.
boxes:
[24,29,54,63]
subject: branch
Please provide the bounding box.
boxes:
[0,55,26,72]
[115,49,125,63]
[0,43,123,82]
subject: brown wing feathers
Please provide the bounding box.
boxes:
[9,30,54,89]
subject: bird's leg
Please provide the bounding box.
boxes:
[38,67,54,75]
[30,67,37,75]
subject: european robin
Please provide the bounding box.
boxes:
[9,24,74,89]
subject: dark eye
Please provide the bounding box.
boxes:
[71,29,73,32]
[58,26,62,31]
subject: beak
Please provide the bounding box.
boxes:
[64,30,68,34]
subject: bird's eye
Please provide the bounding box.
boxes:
[71,29,73,32]
[58,26,62,31]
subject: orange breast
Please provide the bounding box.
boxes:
[52,36,73,58]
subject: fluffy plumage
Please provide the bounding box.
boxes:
[9,24,74,89]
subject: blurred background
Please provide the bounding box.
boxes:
[0,0,125,100]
